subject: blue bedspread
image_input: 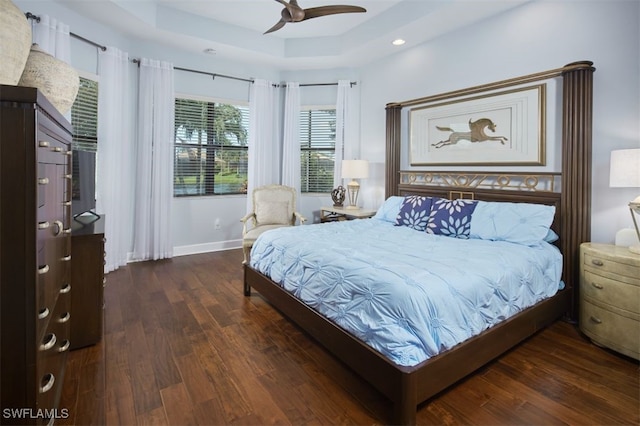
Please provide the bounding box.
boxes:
[250,218,562,367]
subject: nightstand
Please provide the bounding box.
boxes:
[320,206,377,223]
[579,243,639,360]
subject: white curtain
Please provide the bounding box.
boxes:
[246,79,280,213]
[333,80,353,187]
[132,58,175,261]
[31,15,71,62]
[281,82,301,195]
[96,47,132,273]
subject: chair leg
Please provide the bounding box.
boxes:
[242,246,249,265]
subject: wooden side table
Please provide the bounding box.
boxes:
[320,206,377,223]
[579,242,639,360]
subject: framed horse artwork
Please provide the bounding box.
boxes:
[409,83,546,166]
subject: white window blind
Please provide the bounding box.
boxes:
[70,76,98,152]
[300,108,336,193]
[174,97,249,196]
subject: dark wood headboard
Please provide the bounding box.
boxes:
[385,62,595,319]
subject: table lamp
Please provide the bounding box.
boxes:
[610,148,640,254]
[341,159,369,210]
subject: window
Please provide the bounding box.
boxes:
[174,97,249,196]
[71,76,98,152]
[300,107,336,193]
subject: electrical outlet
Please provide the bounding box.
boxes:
[214,218,221,230]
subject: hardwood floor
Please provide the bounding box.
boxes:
[60,249,639,425]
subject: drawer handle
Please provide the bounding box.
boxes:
[62,201,72,207]
[63,228,71,235]
[61,255,71,262]
[64,174,72,179]
[590,316,602,324]
[591,259,604,267]
[60,283,71,294]
[38,177,49,185]
[591,282,604,290]
[39,373,55,394]
[58,312,70,323]
[38,221,50,230]
[38,140,50,148]
[38,264,49,274]
[52,220,63,236]
[38,307,50,320]
[52,146,62,152]
[65,150,72,156]
[40,333,57,351]
[58,340,70,353]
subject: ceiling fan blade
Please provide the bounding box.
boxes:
[264,19,287,34]
[302,5,366,21]
[272,0,305,21]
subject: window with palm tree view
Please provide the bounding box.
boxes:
[174,97,249,196]
[300,108,336,193]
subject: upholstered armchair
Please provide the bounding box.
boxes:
[240,184,306,264]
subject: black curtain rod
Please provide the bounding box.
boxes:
[25,12,107,51]
[131,60,253,84]
[298,82,357,88]
[26,12,356,88]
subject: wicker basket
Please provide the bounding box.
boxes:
[18,44,79,115]
[0,0,32,85]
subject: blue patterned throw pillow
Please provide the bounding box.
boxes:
[395,196,433,231]
[427,197,478,238]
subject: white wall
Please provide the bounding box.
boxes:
[15,0,640,255]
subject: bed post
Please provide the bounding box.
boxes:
[394,371,418,425]
[561,61,595,320]
[385,103,402,198]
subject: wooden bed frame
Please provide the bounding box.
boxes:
[243,61,594,425]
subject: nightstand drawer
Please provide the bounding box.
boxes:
[581,270,640,314]
[583,252,639,281]
[580,300,640,359]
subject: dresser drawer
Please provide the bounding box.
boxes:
[36,292,70,413]
[581,270,640,315]
[583,251,639,281]
[580,300,640,359]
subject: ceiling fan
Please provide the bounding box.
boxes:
[264,0,367,34]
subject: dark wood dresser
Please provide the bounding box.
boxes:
[0,85,73,424]
[70,215,105,349]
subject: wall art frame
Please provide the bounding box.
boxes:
[409,83,546,166]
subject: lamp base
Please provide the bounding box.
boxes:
[615,228,639,247]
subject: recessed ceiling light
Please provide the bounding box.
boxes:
[203,48,216,55]
[392,39,406,46]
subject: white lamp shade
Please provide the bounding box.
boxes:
[341,160,369,179]
[610,149,640,187]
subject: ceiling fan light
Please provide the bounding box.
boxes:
[392,38,406,46]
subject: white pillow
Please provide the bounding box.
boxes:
[469,201,555,245]
[372,196,405,223]
[256,201,291,225]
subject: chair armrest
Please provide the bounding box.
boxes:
[240,213,255,223]
[294,212,307,224]
[240,213,256,235]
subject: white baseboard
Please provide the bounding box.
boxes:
[172,239,243,257]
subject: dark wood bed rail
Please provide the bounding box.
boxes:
[386,61,595,319]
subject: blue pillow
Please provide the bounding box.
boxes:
[395,196,433,231]
[372,196,405,223]
[544,229,560,243]
[469,201,556,245]
[426,197,478,239]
